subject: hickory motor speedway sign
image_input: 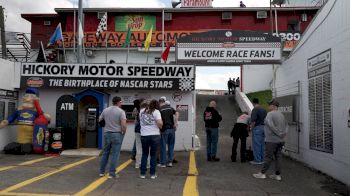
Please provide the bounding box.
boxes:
[21,63,195,91]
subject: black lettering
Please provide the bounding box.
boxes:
[51,65,60,75]
[106,66,116,75]
[149,67,155,76]
[184,50,192,57]
[156,67,164,76]
[35,65,43,74]
[79,66,89,75]
[61,65,68,75]
[226,51,232,57]
[127,66,133,76]
[89,66,98,75]
[165,67,177,76]
[116,66,123,75]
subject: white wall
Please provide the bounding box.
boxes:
[242,64,273,93]
[0,59,18,150]
[275,0,350,186]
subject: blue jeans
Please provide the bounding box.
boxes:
[206,128,219,158]
[140,135,160,176]
[160,128,176,165]
[252,125,265,162]
[99,132,124,177]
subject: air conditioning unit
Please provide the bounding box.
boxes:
[164,13,172,21]
[97,12,106,19]
[257,11,267,19]
[44,21,51,26]
[222,12,232,20]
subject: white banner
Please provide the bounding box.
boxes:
[21,63,194,79]
[177,48,281,61]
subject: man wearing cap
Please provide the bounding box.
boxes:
[99,96,127,179]
[253,99,288,181]
[158,96,179,167]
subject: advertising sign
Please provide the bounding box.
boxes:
[20,63,195,91]
[307,49,331,79]
[61,31,201,48]
[176,105,189,121]
[115,15,156,31]
[182,0,212,7]
[0,89,19,100]
[176,30,282,65]
[275,95,298,123]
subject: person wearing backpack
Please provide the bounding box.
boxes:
[253,99,288,181]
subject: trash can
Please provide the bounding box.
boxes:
[47,127,63,154]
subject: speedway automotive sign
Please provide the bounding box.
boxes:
[20,63,195,91]
[176,30,282,65]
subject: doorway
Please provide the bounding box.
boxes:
[78,95,99,148]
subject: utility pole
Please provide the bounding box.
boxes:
[77,0,83,63]
[0,6,7,59]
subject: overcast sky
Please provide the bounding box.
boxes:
[0,0,315,90]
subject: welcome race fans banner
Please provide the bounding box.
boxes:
[176,30,282,65]
[20,63,195,91]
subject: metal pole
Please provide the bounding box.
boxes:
[77,0,83,63]
[162,9,165,53]
[270,1,273,35]
[0,6,6,59]
[274,7,279,34]
[105,32,108,63]
[126,42,130,64]
[73,7,76,61]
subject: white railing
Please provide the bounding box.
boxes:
[235,89,254,114]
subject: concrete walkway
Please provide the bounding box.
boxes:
[0,95,348,195]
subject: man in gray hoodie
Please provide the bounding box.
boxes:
[253,99,288,181]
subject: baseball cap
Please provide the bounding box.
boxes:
[159,96,167,103]
[268,99,279,107]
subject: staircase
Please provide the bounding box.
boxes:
[0,32,31,62]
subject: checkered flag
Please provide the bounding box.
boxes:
[96,12,107,37]
[179,78,194,91]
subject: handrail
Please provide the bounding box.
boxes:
[235,89,254,114]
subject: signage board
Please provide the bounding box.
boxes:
[115,15,155,31]
[176,30,282,65]
[20,63,195,91]
[275,95,298,123]
[181,0,212,7]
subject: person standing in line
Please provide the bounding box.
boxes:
[250,98,267,165]
[204,100,222,162]
[232,78,236,94]
[253,99,288,181]
[227,78,233,95]
[130,100,141,161]
[236,77,240,91]
[139,99,163,179]
[99,96,127,179]
[133,99,146,169]
[158,97,179,167]
[230,112,250,162]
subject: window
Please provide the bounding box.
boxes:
[44,21,51,26]
[287,20,300,31]
[7,102,16,118]
[154,57,161,64]
[308,49,333,153]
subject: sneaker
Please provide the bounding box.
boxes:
[157,164,166,168]
[250,161,264,165]
[269,174,282,181]
[99,173,105,177]
[167,163,173,167]
[140,175,146,179]
[207,157,212,162]
[135,164,140,169]
[150,174,157,179]
[108,174,119,179]
[211,156,220,162]
[253,172,266,179]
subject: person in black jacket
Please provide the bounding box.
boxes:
[203,100,222,162]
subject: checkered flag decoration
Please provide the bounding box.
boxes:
[179,78,194,91]
[96,12,107,37]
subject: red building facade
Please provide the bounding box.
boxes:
[22,7,318,50]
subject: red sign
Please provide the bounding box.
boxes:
[182,0,212,7]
